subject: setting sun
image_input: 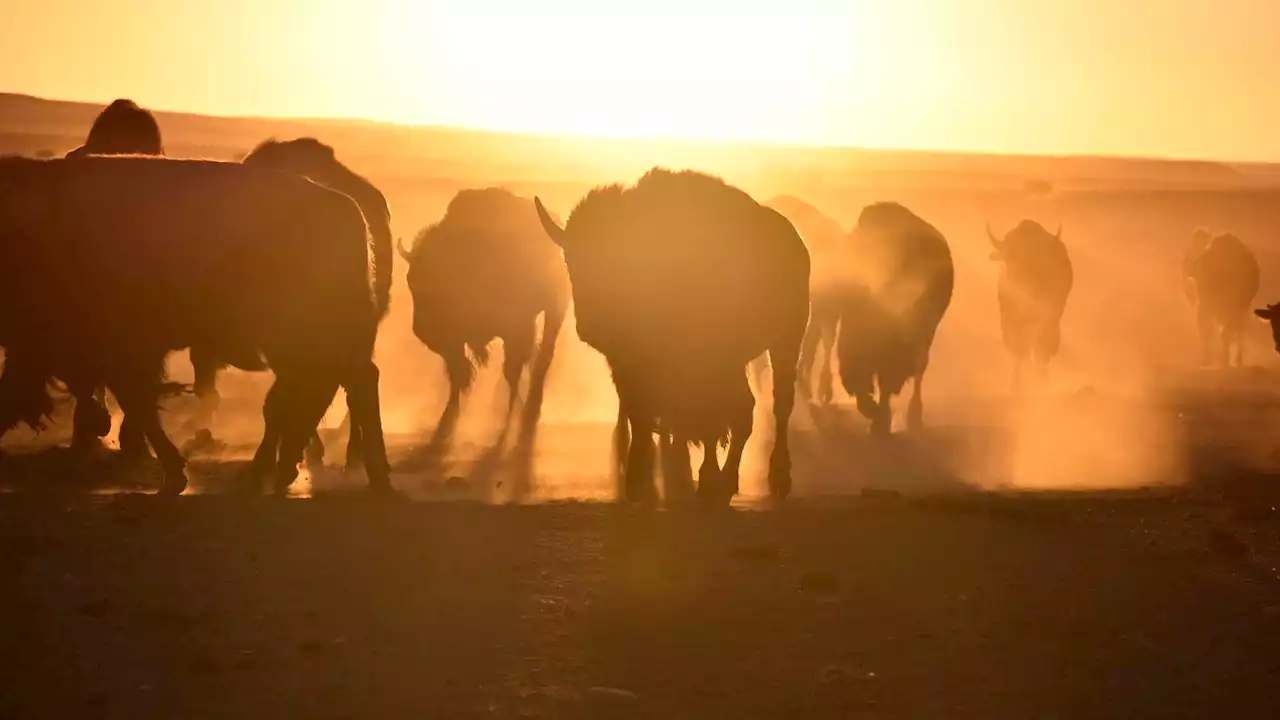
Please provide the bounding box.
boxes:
[3,0,1279,158]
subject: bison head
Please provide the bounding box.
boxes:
[987,222,1061,262]
[1255,303,1280,353]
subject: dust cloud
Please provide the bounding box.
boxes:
[13,135,1280,502]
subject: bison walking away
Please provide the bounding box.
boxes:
[988,220,1074,388]
[400,188,570,443]
[1187,230,1258,367]
[0,156,390,496]
[0,99,165,454]
[180,138,395,466]
[763,196,845,405]
[535,169,810,503]
[837,202,953,435]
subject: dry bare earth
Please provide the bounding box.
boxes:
[4,424,1280,719]
[2,493,1279,719]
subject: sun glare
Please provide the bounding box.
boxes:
[376,0,869,142]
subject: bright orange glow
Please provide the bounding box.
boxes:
[1,0,1279,159]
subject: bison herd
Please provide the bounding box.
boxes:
[0,99,1272,504]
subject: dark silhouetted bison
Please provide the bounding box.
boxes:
[535,169,810,503]
[763,195,845,405]
[399,188,570,442]
[837,202,953,435]
[0,155,390,496]
[0,100,166,454]
[179,138,395,466]
[64,99,164,158]
[1189,232,1259,367]
[987,220,1073,387]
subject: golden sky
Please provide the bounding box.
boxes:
[1,0,1277,160]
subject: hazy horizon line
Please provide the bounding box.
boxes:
[7,89,1277,168]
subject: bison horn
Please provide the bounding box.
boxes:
[396,237,411,261]
[1055,223,1062,240]
[535,197,567,248]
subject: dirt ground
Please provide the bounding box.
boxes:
[4,397,1280,718]
[2,487,1280,719]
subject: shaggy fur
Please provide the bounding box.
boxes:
[764,195,846,405]
[1190,232,1259,367]
[988,220,1074,387]
[837,202,953,435]
[242,138,391,314]
[0,156,389,495]
[536,168,810,503]
[402,187,571,441]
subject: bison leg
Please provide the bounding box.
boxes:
[747,354,770,396]
[183,346,222,453]
[1196,304,1215,366]
[907,374,925,432]
[431,348,469,444]
[722,386,754,499]
[70,384,112,451]
[272,376,340,496]
[612,401,630,486]
[694,434,723,502]
[797,320,823,402]
[614,377,657,504]
[523,304,567,434]
[244,380,286,493]
[118,411,150,459]
[336,405,362,473]
[502,322,535,417]
[905,351,931,432]
[768,341,800,499]
[343,361,392,493]
[110,374,186,496]
[660,432,695,506]
[1222,322,1244,368]
[815,320,836,407]
[623,413,658,504]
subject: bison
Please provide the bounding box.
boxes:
[534,168,810,503]
[399,188,571,442]
[179,137,395,466]
[987,220,1074,387]
[0,99,165,454]
[1187,230,1258,367]
[0,155,390,495]
[762,195,845,405]
[837,202,953,435]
